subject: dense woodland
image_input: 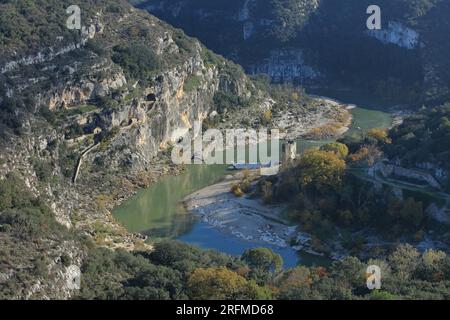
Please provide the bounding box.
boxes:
[227,99,450,266]
[78,241,450,300]
[386,103,450,171]
[1,176,449,300]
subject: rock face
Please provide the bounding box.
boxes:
[140,0,450,105]
[95,53,249,172]
[367,21,419,50]
[248,49,320,84]
[370,161,442,189]
[48,73,127,110]
[0,20,102,75]
[141,0,321,85]
[0,0,260,299]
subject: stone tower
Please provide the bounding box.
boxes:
[282,140,297,164]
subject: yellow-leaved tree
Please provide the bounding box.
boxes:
[187,267,272,300]
[368,128,392,144]
[297,150,346,192]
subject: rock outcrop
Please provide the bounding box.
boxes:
[0,0,261,299]
[141,0,450,105]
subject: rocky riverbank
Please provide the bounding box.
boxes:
[276,96,353,141]
[183,171,345,260]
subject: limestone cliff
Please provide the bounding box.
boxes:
[0,0,266,299]
[140,0,450,105]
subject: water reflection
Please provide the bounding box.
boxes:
[113,164,227,236]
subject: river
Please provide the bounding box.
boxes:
[113,98,393,268]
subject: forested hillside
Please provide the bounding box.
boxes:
[0,0,271,298]
[78,240,450,300]
[139,0,450,106]
[386,103,450,171]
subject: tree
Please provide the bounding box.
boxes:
[297,150,346,192]
[260,181,273,204]
[337,209,354,226]
[387,197,424,230]
[275,266,312,298]
[367,258,392,284]
[186,267,249,300]
[320,142,349,159]
[388,245,420,281]
[243,280,273,300]
[148,241,239,274]
[416,250,449,282]
[348,145,382,166]
[330,257,366,289]
[111,43,160,80]
[368,290,398,300]
[399,198,424,228]
[348,147,370,163]
[242,248,283,274]
[268,0,319,42]
[368,128,392,144]
[122,265,184,300]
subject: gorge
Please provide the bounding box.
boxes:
[0,0,449,301]
[113,100,393,267]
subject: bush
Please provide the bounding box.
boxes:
[112,43,161,80]
[0,175,67,240]
[260,109,272,126]
[242,248,283,274]
[183,75,202,92]
[368,128,392,144]
[320,142,349,159]
[32,159,53,182]
[187,267,271,300]
[297,150,346,192]
[213,91,249,113]
[231,174,252,197]
[95,96,119,111]
[231,183,245,197]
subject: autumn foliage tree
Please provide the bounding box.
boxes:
[348,144,383,166]
[320,142,349,159]
[368,128,392,145]
[275,266,312,297]
[387,197,424,232]
[242,248,283,274]
[187,267,246,299]
[297,150,346,192]
[187,267,272,300]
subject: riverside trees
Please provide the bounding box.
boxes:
[75,241,450,300]
[297,149,346,193]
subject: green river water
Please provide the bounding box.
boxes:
[113,98,393,268]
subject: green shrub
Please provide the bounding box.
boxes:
[183,75,202,92]
[32,159,53,182]
[111,43,161,80]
